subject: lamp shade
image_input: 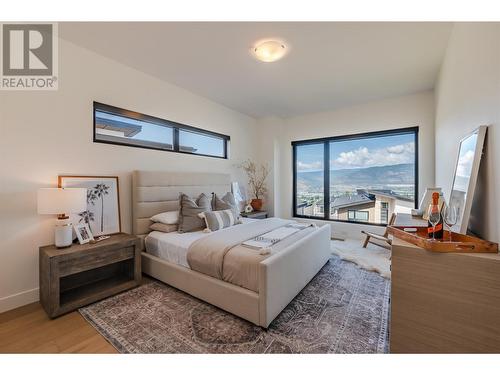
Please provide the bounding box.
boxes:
[37,188,87,215]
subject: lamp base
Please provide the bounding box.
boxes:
[55,219,73,248]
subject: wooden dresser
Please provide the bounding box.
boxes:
[391,234,500,353]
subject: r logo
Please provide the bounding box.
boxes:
[2,24,53,76]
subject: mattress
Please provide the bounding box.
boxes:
[144,217,256,268]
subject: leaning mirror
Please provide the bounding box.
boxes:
[448,125,487,234]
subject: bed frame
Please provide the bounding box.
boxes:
[132,170,331,328]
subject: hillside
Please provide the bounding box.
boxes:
[297,163,415,192]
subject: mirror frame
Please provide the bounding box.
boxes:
[448,125,487,234]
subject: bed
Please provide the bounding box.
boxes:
[132,170,331,328]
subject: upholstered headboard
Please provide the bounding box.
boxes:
[132,170,231,248]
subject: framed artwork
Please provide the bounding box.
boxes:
[74,223,94,244]
[58,175,121,236]
[448,125,487,234]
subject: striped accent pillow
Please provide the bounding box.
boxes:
[198,209,241,232]
[212,192,240,220]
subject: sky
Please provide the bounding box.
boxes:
[296,133,416,171]
[453,132,477,192]
[456,133,477,178]
[96,110,224,156]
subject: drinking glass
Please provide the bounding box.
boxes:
[427,204,441,241]
[443,204,458,242]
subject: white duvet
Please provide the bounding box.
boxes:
[144,217,256,268]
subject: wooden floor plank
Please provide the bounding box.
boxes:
[0,302,117,353]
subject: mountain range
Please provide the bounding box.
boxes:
[297,163,415,192]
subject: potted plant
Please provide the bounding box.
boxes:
[238,160,270,211]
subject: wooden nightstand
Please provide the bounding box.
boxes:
[241,211,268,219]
[39,233,141,318]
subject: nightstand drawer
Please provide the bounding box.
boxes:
[58,246,134,277]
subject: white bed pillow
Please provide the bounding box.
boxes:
[151,210,179,225]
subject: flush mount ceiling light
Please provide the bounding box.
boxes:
[252,40,287,62]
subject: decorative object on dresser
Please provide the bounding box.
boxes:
[238,159,270,211]
[413,187,443,218]
[240,210,268,220]
[37,188,88,248]
[442,202,459,241]
[58,175,121,236]
[39,233,141,318]
[388,213,498,253]
[448,125,487,234]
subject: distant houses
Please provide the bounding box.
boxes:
[297,189,413,224]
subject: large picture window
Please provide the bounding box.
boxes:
[93,102,230,159]
[293,127,418,226]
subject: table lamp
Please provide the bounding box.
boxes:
[37,188,87,248]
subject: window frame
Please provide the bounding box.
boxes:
[93,102,230,159]
[347,210,369,222]
[292,126,419,227]
[380,202,389,224]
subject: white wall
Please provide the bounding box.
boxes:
[255,117,285,217]
[435,23,500,241]
[270,91,436,239]
[0,38,258,312]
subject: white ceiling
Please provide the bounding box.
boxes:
[60,22,452,118]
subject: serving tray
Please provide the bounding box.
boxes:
[388,226,498,253]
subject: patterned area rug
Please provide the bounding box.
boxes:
[79,256,390,353]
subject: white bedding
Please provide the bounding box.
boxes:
[144,217,257,268]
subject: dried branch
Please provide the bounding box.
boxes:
[238,160,270,200]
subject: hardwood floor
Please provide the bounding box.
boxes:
[0,302,117,353]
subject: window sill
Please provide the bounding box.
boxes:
[293,214,388,227]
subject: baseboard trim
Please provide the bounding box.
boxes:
[0,288,39,313]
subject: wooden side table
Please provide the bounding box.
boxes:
[39,233,141,318]
[241,211,268,220]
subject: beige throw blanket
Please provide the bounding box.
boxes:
[187,218,316,292]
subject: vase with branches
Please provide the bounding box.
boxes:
[238,160,270,211]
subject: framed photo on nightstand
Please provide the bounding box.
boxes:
[74,223,94,244]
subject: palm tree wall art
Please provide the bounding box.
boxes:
[58,176,121,236]
[79,189,97,225]
[94,183,110,232]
